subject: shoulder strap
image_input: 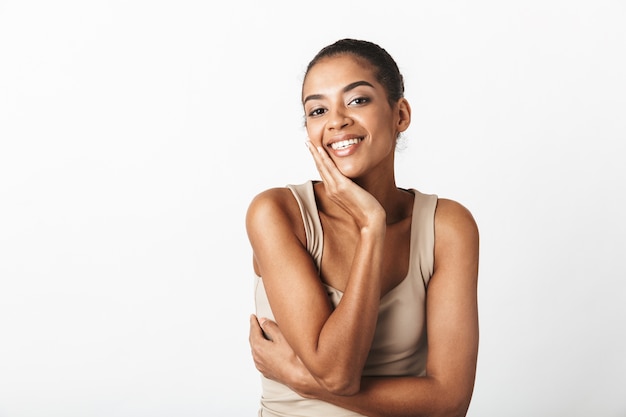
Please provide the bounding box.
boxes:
[286,181,323,270]
[410,190,438,287]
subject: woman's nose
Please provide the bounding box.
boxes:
[327,108,352,130]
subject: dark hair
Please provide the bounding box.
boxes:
[303,39,405,106]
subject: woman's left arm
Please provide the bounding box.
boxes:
[250,198,479,417]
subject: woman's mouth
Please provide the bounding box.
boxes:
[330,137,363,150]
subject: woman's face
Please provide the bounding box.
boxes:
[302,54,409,180]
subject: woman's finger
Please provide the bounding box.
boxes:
[316,145,349,184]
[306,141,335,186]
[259,317,283,342]
[249,315,269,374]
[249,314,267,343]
[306,141,348,192]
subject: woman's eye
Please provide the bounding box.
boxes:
[349,97,369,106]
[308,108,326,117]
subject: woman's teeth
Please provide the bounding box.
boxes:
[331,138,361,150]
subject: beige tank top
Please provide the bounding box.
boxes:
[254,181,438,417]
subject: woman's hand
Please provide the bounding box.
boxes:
[306,141,385,231]
[249,315,319,398]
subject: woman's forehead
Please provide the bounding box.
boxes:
[303,55,378,92]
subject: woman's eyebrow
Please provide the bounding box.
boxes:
[303,93,323,104]
[343,80,374,93]
[303,80,375,104]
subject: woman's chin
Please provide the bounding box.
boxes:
[335,165,360,179]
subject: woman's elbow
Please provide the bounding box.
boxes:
[318,373,361,396]
[440,404,470,417]
[434,391,472,417]
[426,376,474,417]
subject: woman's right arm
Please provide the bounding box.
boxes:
[246,184,385,395]
[250,198,480,417]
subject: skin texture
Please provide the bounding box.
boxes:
[247,52,479,416]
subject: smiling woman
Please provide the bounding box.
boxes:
[246,39,479,417]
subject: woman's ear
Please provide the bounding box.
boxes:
[396,98,411,133]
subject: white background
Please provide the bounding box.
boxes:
[1,1,625,416]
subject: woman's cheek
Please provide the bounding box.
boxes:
[305,126,324,147]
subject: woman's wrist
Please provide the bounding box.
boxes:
[289,361,323,399]
[359,223,386,240]
[356,208,387,235]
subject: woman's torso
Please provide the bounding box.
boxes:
[254,180,438,417]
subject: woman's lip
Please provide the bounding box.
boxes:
[326,135,363,147]
[328,138,362,157]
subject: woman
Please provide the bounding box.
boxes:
[247,39,479,417]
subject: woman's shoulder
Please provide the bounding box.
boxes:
[433,198,479,252]
[250,186,294,204]
[247,186,297,216]
[246,186,305,239]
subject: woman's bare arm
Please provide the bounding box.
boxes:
[250,198,479,416]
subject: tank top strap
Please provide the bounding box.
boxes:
[409,189,438,287]
[286,181,323,270]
